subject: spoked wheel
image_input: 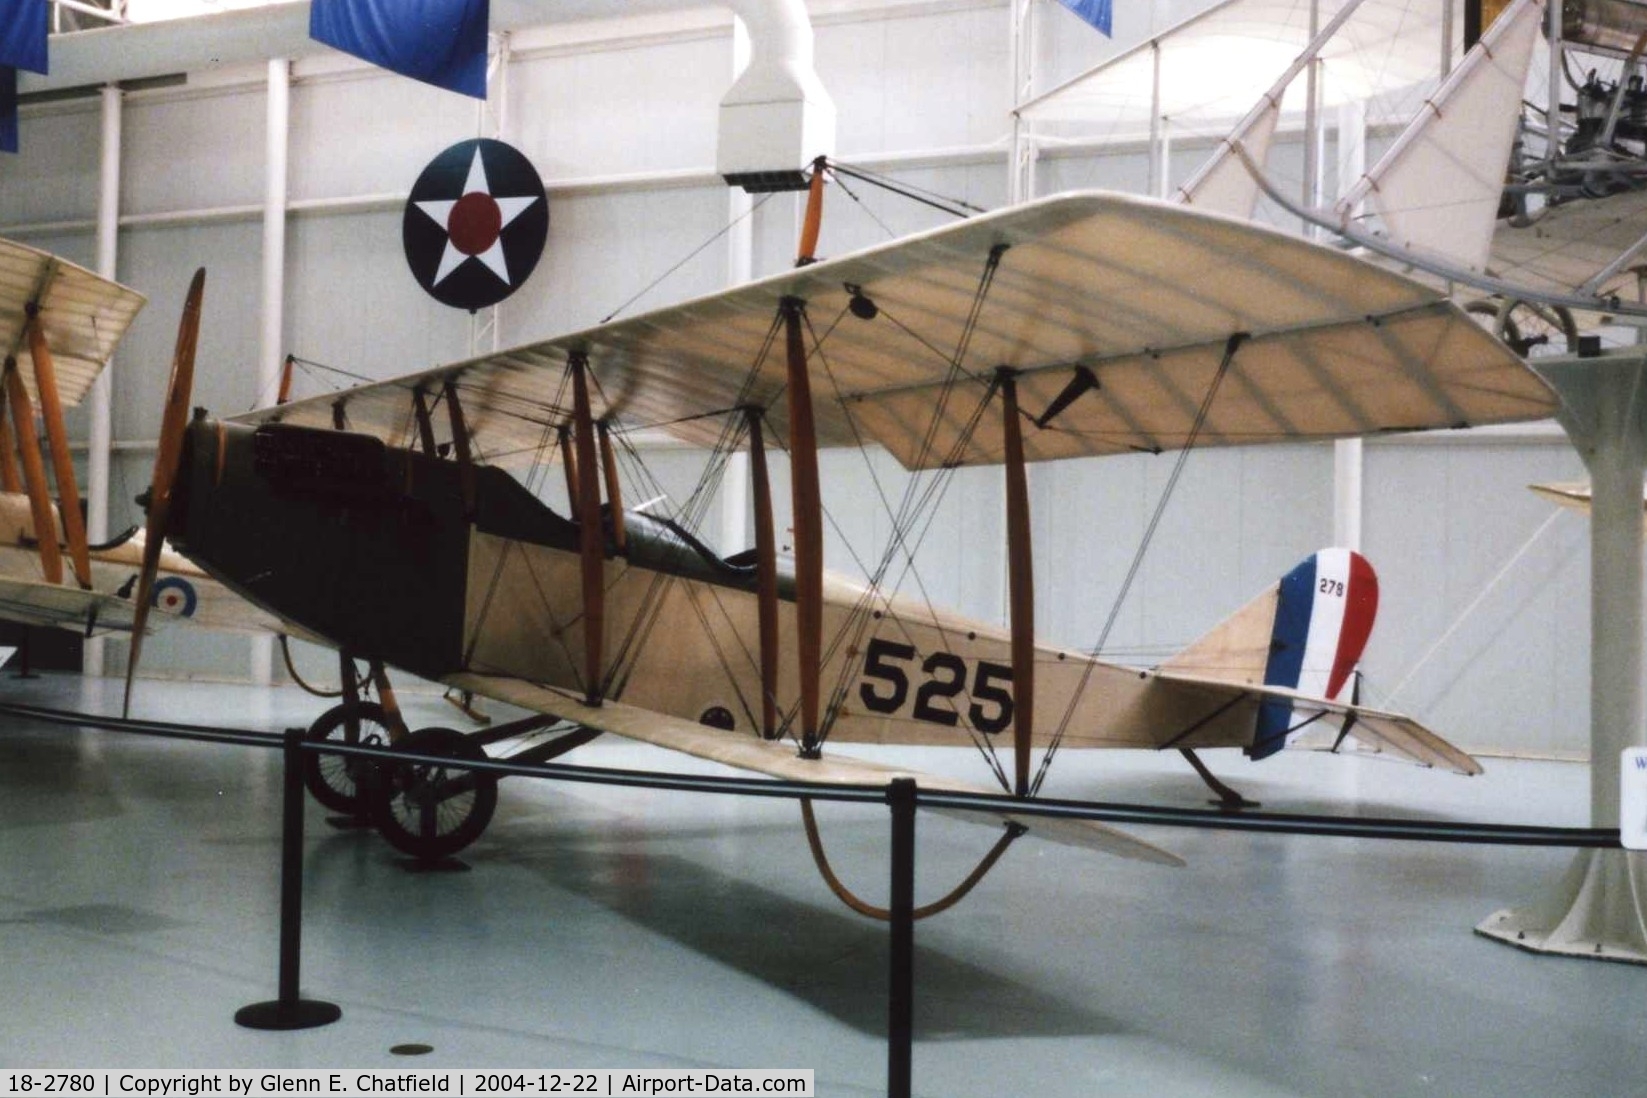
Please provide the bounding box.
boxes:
[303,701,395,815]
[370,727,497,861]
[1465,297,1579,357]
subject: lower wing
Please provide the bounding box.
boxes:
[446,671,1183,867]
[0,576,138,635]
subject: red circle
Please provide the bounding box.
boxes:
[448,192,503,256]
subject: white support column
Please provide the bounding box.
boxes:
[1332,95,1367,551]
[1332,440,1362,550]
[1008,0,1037,205]
[85,83,121,678]
[1148,43,1166,199]
[1547,0,1562,175]
[720,16,754,555]
[471,31,510,357]
[1441,0,1455,78]
[1477,351,1647,963]
[1303,0,1322,216]
[250,57,289,688]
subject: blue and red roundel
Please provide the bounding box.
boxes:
[1249,548,1378,760]
[151,576,198,618]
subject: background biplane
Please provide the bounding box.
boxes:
[0,238,281,643]
[122,189,1559,885]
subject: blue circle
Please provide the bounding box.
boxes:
[151,576,198,617]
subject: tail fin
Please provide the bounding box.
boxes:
[1161,548,1379,760]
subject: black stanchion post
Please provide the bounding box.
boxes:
[887,777,916,1098]
[235,726,341,1030]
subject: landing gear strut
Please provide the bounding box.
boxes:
[299,654,407,816]
[303,701,394,815]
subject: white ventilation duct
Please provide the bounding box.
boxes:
[21,1,834,191]
[717,0,836,191]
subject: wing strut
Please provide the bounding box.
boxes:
[570,351,606,705]
[2,359,63,586]
[796,156,827,265]
[558,425,580,521]
[411,387,439,456]
[597,420,627,553]
[745,406,781,740]
[0,384,23,494]
[999,367,1035,797]
[25,310,92,589]
[782,299,824,754]
[276,354,296,406]
[442,379,477,516]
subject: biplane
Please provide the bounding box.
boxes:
[0,238,280,641]
[121,188,1559,897]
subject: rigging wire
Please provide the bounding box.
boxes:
[827,169,900,242]
[593,320,779,719]
[1031,333,1249,797]
[1380,507,1567,709]
[600,191,775,324]
[827,161,986,220]
[798,298,1013,786]
[250,354,379,412]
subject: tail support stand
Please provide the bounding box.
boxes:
[235,726,342,1030]
[887,777,916,1098]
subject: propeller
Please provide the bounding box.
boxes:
[124,268,205,716]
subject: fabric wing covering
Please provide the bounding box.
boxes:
[0,576,137,635]
[241,191,1558,469]
[0,237,147,409]
[448,672,1185,867]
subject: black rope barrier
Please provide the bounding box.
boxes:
[232,727,342,1031]
[0,700,1618,847]
[0,697,1623,1089]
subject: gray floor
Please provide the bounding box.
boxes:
[1,673,1642,1095]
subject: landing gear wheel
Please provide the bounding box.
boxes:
[303,702,394,814]
[370,727,497,861]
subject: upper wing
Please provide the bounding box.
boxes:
[447,671,1184,866]
[1152,669,1483,775]
[235,191,1556,471]
[0,238,146,408]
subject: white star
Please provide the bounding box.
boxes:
[413,148,541,288]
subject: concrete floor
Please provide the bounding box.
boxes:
[0,673,1642,1095]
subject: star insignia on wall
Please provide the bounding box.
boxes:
[403,139,549,312]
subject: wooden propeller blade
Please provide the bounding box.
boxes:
[125,268,205,715]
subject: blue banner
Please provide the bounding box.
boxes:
[0,0,47,75]
[310,0,488,99]
[1,65,17,154]
[1057,0,1113,37]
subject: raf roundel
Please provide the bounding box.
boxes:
[151,576,198,618]
[403,138,549,312]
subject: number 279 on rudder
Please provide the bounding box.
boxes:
[857,637,1015,734]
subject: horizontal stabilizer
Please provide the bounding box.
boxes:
[1153,670,1482,775]
[447,672,1184,867]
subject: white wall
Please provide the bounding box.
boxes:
[0,0,1599,759]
